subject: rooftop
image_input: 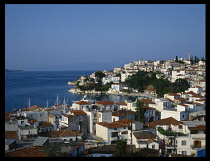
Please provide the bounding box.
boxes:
[5,148,47,157]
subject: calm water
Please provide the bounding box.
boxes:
[5,71,129,112]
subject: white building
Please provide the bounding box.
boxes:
[111,83,126,92]
[160,108,189,121]
[96,119,140,145]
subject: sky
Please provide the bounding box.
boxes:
[5,4,205,71]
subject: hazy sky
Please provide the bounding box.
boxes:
[5,4,205,71]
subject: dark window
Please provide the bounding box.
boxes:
[179,125,183,129]
[111,132,118,137]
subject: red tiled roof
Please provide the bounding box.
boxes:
[48,114,54,118]
[59,129,81,137]
[29,105,44,111]
[5,114,10,122]
[76,101,91,105]
[45,108,55,111]
[192,102,204,106]
[167,93,179,96]
[191,94,204,98]
[28,119,38,124]
[133,131,156,139]
[70,110,87,116]
[39,122,53,128]
[144,117,182,129]
[144,106,156,110]
[112,110,135,117]
[64,114,72,118]
[140,99,154,104]
[188,125,205,131]
[116,102,127,106]
[97,119,139,129]
[6,148,47,157]
[5,131,18,140]
[20,108,30,111]
[177,103,188,107]
[96,100,115,105]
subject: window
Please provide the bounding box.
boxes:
[182,140,186,146]
[182,151,187,155]
[78,116,82,121]
[179,125,183,129]
[122,131,128,134]
[111,132,118,137]
[183,115,185,118]
[152,145,155,149]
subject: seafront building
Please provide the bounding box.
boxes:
[5,56,205,157]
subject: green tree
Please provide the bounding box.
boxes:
[113,139,127,157]
[95,71,106,79]
[42,142,66,157]
[201,57,205,62]
[134,99,145,123]
[173,78,190,93]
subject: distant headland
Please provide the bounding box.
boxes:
[5,69,25,72]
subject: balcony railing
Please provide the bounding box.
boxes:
[191,145,205,149]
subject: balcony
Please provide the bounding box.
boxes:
[166,143,177,149]
[191,145,205,149]
[190,134,205,140]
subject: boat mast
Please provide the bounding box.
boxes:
[28,98,31,108]
[46,100,49,108]
[55,94,59,105]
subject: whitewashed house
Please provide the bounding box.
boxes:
[160,108,189,121]
[111,83,125,92]
[71,101,92,111]
[96,119,140,145]
[97,111,112,123]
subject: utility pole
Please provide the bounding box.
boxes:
[130,121,133,144]
[76,123,78,141]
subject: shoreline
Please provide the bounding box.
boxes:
[68,87,158,98]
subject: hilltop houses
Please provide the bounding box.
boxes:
[5,56,206,157]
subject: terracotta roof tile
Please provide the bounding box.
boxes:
[144,117,182,129]
[39,122,53,128]
[5,114,10,122]
[6,148,47,157]
[96,100,114,105]
[141,99,154,104]
[70,110,87,116]
[45,108,55,111]
[167,93,179,96]
[112,110,135,117]
[28,119,38,124]
[76,101,91,105]
[133,131,156,139]
[116,102,127,106]
[29,105,44,111]
[5,131,18,140]
[97,119,139,129]
[145,106,156,110]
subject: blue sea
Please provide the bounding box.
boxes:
[5,71,129,112]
